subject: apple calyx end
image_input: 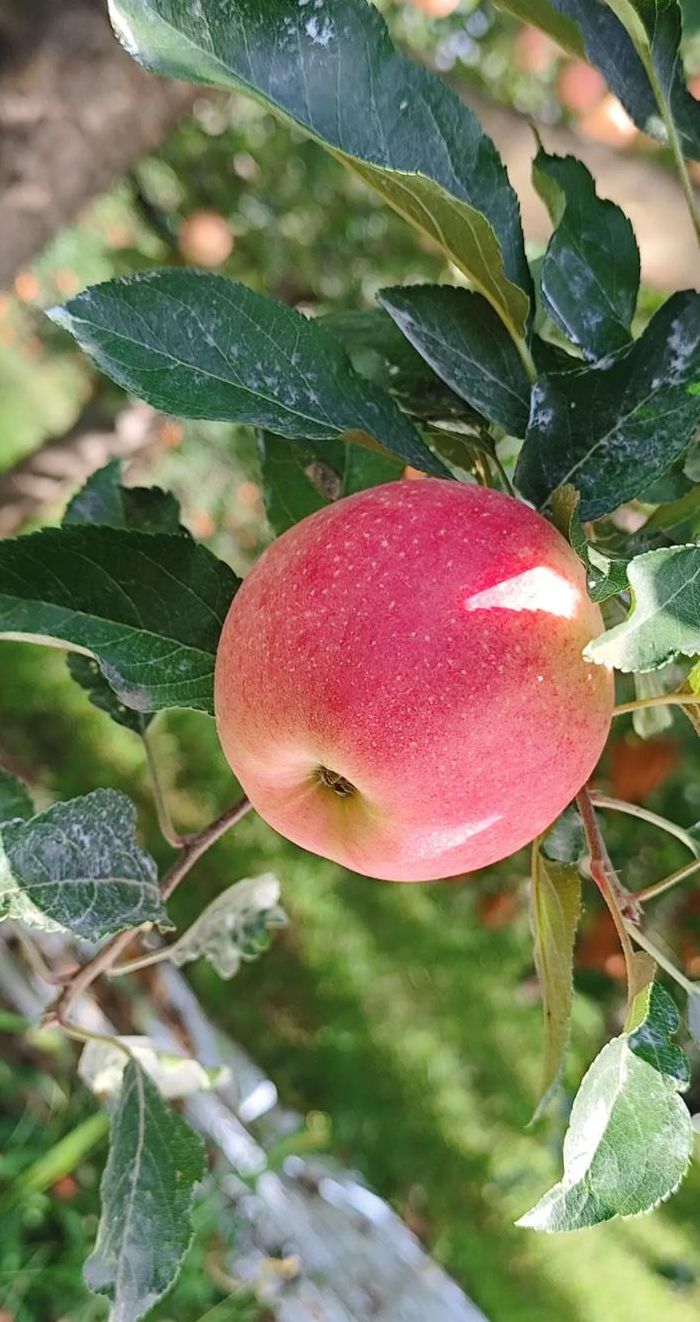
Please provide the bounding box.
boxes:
[316,766,357,799]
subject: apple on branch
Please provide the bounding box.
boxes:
[215,480,613,881]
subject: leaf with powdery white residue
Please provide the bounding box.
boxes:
[516,292,700,520]
[85,1060,205,1322]
[106,0,532,338]
[165,874,287,979]
[0,790,168,939]
[530,850,581,1121]
[518,982,692,1231]
[50,272,447,478]
[0,525,238,714]
[586,546,700,672]
[378,285,532,438]
[533,150,639,361]
[0,770,34,825]
[322,308,480,425]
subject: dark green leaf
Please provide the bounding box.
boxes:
[516,292,700,520]
[64,462,189,727]
[51,272,444,477]
[0,525,238,714]
[541,805,584,864]
[530,851,582,1120]
[602,0,700,158]
[533,151,639,361]
[322,308,481,426]
[519,981,692,1230]
[107,0,532,337]
[505,0,700,159]
[378,286,532,437]
[0,770,34,825]
[261,433,403,536]
[0,790,168,939]
[586,545,700,672]
[551,485,629,602]
[65,460,188,536]
[85,1060,205,1322]
[67,654,153,733]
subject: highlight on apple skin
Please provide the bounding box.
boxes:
[215,479,614,882]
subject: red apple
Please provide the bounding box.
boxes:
[215,480,613,881]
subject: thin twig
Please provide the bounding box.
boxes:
[590,792,700,858]
[613,693,700,718]
[576,785,639,1005]
[635,855,700,905]
[46,795,251,1027]
[11,923,77,986]
[142,725,186,848]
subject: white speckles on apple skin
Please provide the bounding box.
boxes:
[215,479,614,881]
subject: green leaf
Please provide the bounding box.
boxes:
[164,873,287,978]
[67,654,153,734]
[632,670,675,738]
[261,433,403,536]
[0,770,34,825]
[551,485,629,602]
[530,851,582,1120]
[0,790,168,939]
[585,545,700,672]
[107,0,532,338]
[322,308,481,425]
[64,462,189,728]
[533,151,639,361]
[378,286,532,437]
[51,272,444,477]
[516,291,700,520]
[519,982,692,1231]
[602,0,700,159]
[495,0,585,54]
[541,805,584,864]
[85,1060,205,1322]
[0,525,238,714]
[64,460,188,535]
[506,0,700,159]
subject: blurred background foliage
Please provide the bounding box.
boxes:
[3,2,700,1319]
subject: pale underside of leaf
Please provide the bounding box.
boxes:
[530,854,582,1121]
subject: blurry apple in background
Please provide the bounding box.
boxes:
[578,93,638,147]
[404,0,461,16]
[178,210,234,266]
[514,25,561,75]
[215,480,613,881]
[556,59,606,113]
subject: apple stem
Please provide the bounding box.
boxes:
[142,725,188,848]
[576,785,639,1006]
[44,795,252,1029]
